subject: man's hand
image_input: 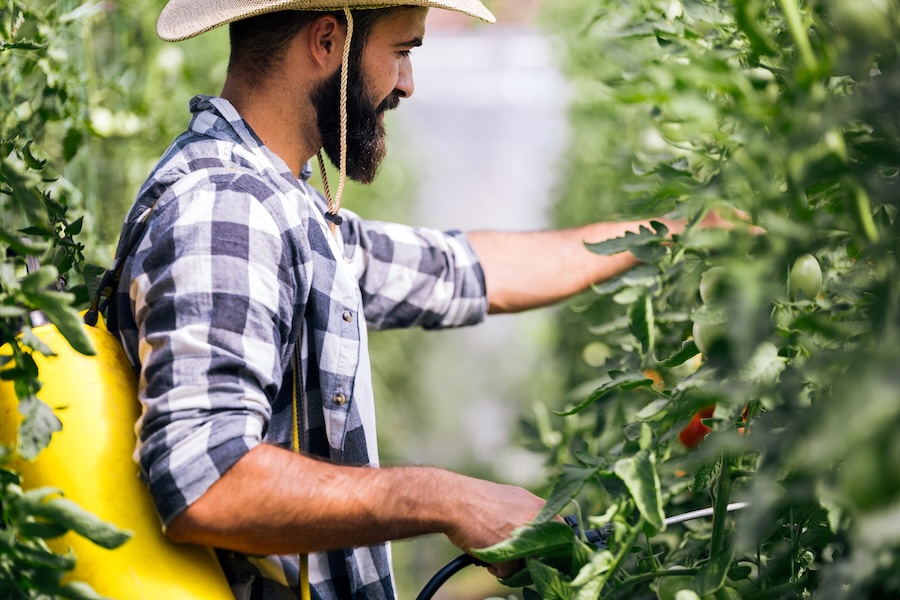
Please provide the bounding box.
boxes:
[441,476,546,578]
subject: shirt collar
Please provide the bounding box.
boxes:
[188,95,314,182]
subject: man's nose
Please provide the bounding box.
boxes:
[395,59,414,98]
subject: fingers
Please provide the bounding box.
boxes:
[487,558,525,579]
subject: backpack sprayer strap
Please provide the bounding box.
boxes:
[291,347,312,600]
[84,200,159,328]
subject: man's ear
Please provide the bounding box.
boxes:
[306,14,345,70]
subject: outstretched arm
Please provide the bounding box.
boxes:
[469,219,662,314]
[469,213,732,314]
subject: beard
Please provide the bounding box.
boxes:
[310,65,401,184]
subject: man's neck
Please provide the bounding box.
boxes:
[221,75,321,177]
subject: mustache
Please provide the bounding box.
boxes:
[377,92,402,114]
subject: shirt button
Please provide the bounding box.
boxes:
[333,393,347,406]
[342,310,353,323]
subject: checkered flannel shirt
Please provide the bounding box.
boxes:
[112,96,488,600]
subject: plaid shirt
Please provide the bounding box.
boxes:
[113,96,488,600]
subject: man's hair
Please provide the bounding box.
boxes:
[227,8,399,88]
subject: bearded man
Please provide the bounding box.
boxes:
[111,2,712,598]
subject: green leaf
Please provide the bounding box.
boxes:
[17,225,55,237]
[15,486,63,515]
[635,398,670,420]
[28,291,95,356]
[0,225,48,256]
[592,264,659,296]
[62,128,84,162]
[64,216,84,236]
[0,40,45,51]
[628,290,655,355]
[21,329,56,357]
[18,521,68,540]
[17,395,61,460]
[570,550,614,596]
[692,456,722,492]
[554,370,653,416]
[54,581,109,600]
[31,498,131,549]
[535,464,605,524]
[584,223,669,263]
[738,341,786,384]
[473,522,576,563]
[0,305,28,318]
[22,141,47,170]
[58,1,106,24]
[526,558,574,600]
[0,467,20,485]
[657,340,700,367]
[13,544,76,570]
[20,265,59,293]
[613,450,665,531]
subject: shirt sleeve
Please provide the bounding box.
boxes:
[336,207,489,331]
[126,173,301,526]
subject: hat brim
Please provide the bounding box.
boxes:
[157,0,495,42]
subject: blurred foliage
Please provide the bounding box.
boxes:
[1,0,137,595]
[501,0,900,598]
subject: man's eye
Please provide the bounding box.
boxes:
[398,50,412,58]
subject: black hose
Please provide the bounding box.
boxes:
[415,554,485,600]
[415,517,610,599]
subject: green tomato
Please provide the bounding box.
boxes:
[699,266,728,304]
[658,575,743,600]
[727,577,755,598]
[693,321,727,356]
[657,575,696,600]
[789,254,822,300]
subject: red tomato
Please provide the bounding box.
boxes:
[678,405,715,448]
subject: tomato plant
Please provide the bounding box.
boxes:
[485,0,900,598]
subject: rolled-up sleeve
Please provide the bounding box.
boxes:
[337,210,488,331]
[128,175,300,525]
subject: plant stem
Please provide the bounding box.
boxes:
[789,504,797,583]
[710,453,736,558]
[777,0,817,73]
[644,528,660,571]
[597,518,646,591]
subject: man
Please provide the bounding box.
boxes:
[112,1,708,598]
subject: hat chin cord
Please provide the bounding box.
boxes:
[317,6,354,238]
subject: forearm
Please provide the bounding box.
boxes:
[469,219,674,314]
[166,443,542,556]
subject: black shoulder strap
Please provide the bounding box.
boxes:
[84,200,159,328]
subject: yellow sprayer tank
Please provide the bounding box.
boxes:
[0,319,233,599]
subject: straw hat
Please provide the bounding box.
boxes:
[157,0,496,41]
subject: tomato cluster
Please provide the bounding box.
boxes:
[678,405,749,449]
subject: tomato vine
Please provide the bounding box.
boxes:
[486,1,900,598]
